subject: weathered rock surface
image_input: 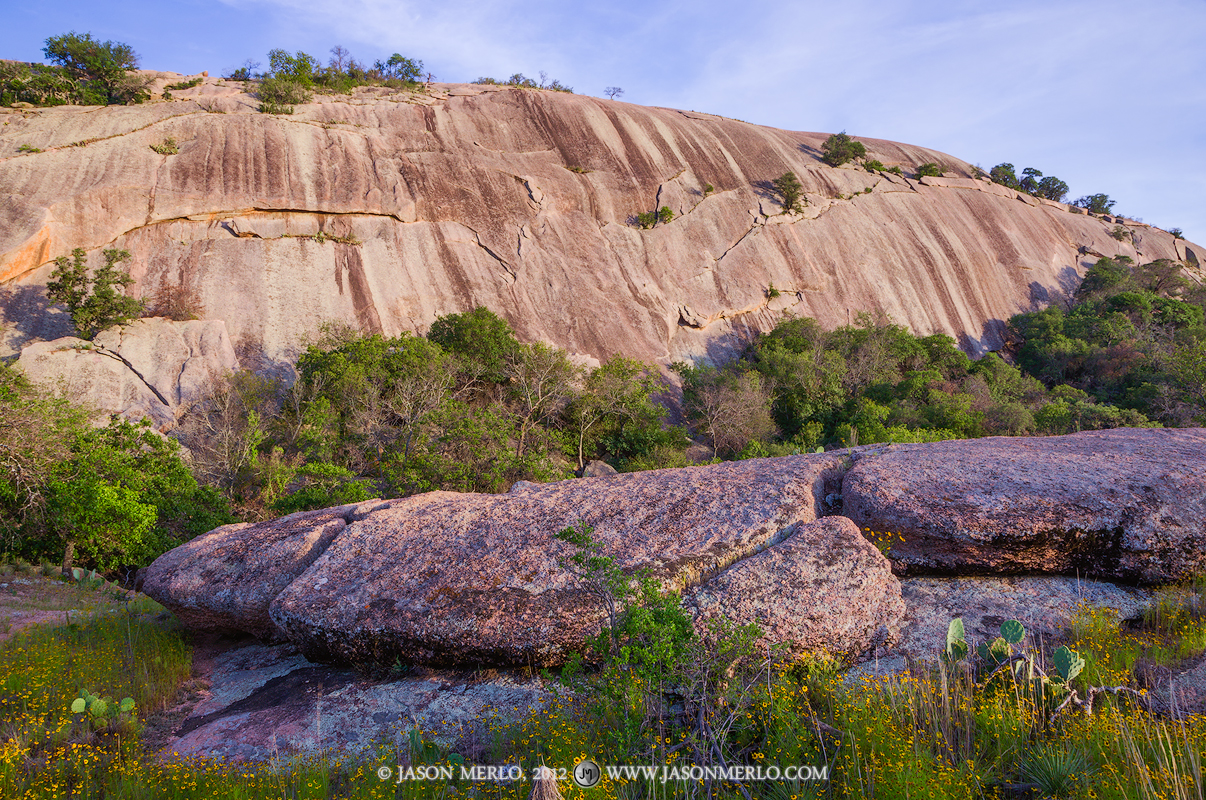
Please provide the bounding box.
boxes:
[685,517,903,659]
[15,317,238,430]
[141,503,384,639]
[269,454,855,667]
[842,428,1206,583]
[847,575,1153,680]
[2,76,1198,370]
[144,453,878,667]
[160,636,546,762]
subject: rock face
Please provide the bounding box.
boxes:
[2,76,1199,370]
[842,428,1206,583]
[269,454,856,667]
[142,453,904,667]
[162,638,547,762]
[15,317,238,429]
[140,503,382,639]
[685,517,903,659]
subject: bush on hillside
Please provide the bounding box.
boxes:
[820,131,866,167]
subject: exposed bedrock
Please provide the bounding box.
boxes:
[144,453,906,667]
[140,428,1204,671]
[139,502,385,639]
[2,79,1199,370]
[15,316,239,430]
[842,428,1206,583]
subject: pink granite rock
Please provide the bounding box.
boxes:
[842,428,1206,583]
[685,517,904,660]
[268,454,853,668]
[141,502,384,639]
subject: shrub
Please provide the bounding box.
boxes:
[16,143,41,153]
[915,162,943,178]
[149,137,178,155]
[887,165,903,175]
[863,159,886,172]
[1170,227,1185,239]
[1110,225,1129,242]
[1074,193,1116,215]
[820,131,866,166]
[45,248,144,339]
[0,62,83,107]
[772,171,805,213]
[256,75,312,112]
[164,77,201,91]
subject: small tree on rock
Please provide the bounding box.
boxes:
[46,248,144,339]
[772,171,805,213]
[604,86,624,100]
[820,131,866,167]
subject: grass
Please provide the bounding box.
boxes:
[2,568,1206,798]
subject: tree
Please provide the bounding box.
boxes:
[677,366,778,457]
[989,163,1020,189]
[266,49,318,85]
[43,32,139,103]
[820,131,866,167]
[1019,167,1043,194]
[381,54,423,82]
[771,172,804,213]
[915,162,943,178]
[505,342,578,457]
[46,248,144,339]
[1074,194,1116,215]
[567,357,669,471]
[1036,176,1069,202]
[328,45,351,74]
[428,306,521,388]
[604,86,624,100]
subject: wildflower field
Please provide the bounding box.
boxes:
[2,560,1206,799]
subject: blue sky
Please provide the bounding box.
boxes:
[4,0,1204,242]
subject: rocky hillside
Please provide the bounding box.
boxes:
[2,71,1199,372]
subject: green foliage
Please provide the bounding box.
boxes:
[1036,175,1070,202]
[1111,224,1130,241]
[990,162,1019,188]
[270,462,372,515]
[16,143,41,154]
[772,171,805,213]
[820,130,866,166]
[1011,256,1206,424]
[634,206,674,228]
[863,159,886,172]
[149,136,178,155]
[164,77,202,91]
[1170,227,1185,239]
[944,617,969,662]
[426,306,520,386]
[0,61,84,107]
[42,31,144,104]
[915,162,942,178]
[887,165,903,175]
[1019,744,1092,798]
[376,53,423,82]
[1075,193,1116,214]
[45,248,145,339]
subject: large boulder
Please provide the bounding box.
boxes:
[141,503,384,639]
[685,516,903,659]
[842,428,1206,583]
[268,454,855,668]
[16,317,238,430]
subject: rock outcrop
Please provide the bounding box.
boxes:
[2,76,1199,371]
[685,516,903,659]
[15,317,238,429]
[143,453,906,667]
[140,427,1204,672]
[140,503,383,639]
[842,428,1206,583]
